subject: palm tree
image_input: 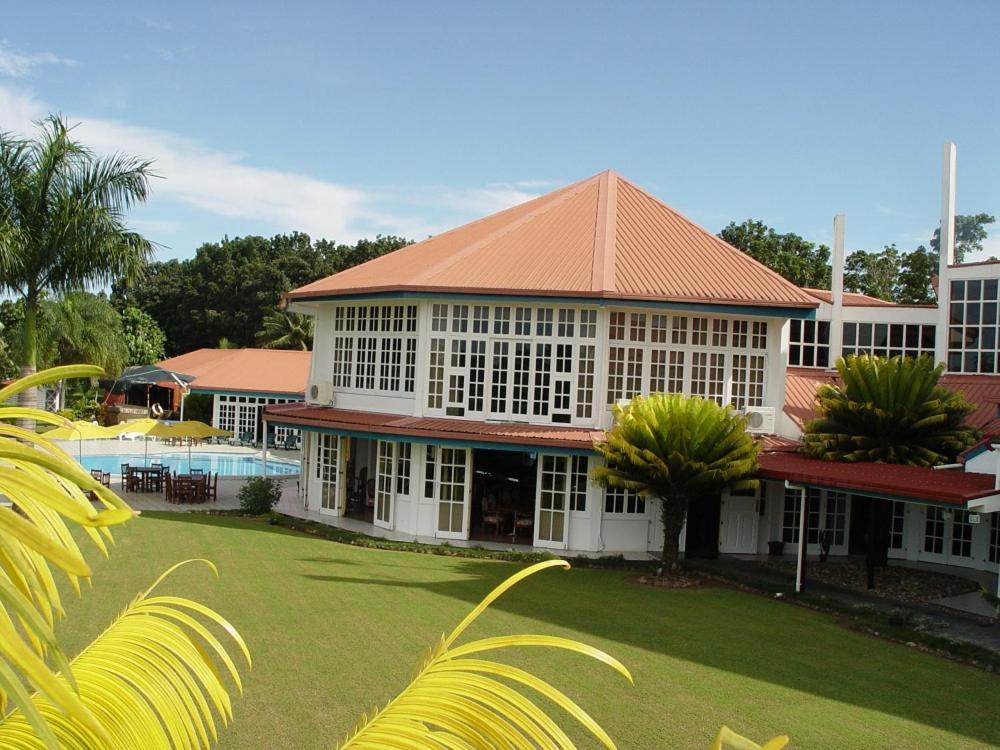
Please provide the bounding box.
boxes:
[256,309,314,350]
[592,394,759,570]
[802,355,977,466]
[0,115,154,413]
[803,355,977,588]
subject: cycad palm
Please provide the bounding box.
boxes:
[256,309,314,350]
[802,355,977,467]
[0,115,154,413]
[592,394,759,569]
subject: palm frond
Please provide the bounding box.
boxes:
[338,560,633,749]
[0,366,250,749]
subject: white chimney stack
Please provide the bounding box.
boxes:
[934,142,957,366]
[828,214,845,367]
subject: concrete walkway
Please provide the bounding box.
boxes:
[691,556,1000,655]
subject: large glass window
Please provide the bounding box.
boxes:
[789,319,830,368]
[889,501,906,550]
[332,303,419,394]
[924,507,945,554]
[607,311,768,409]
[843,322,935,361]
[604,486,645,515]
[951,509,973,558]
[990,513,1000,564]
[948,278,1000,373]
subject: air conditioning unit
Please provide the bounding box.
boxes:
[308,381,335,406]
[741,406,776,434]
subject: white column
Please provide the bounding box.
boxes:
[796,487,807,592]
[935,143,957,366]
[828,214,846,367]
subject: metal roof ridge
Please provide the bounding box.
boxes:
[591,170,618,293]
[407,173,601,286]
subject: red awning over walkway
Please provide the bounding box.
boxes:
[758,451,998,506]
[264,403,600,451]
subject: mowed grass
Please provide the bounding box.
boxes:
[54,513,999,750]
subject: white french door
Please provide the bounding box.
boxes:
[536,455,569,548]
[434,447,470,539]
[317,434,343,515]
[719,492,759,554]
[375,440,394,529]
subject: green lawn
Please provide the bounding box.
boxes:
[55,513,998,750]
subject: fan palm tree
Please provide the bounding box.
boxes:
[592,394,759,570]
[802,355,977,466]
[256,309,314,350]
[0,115,155,414]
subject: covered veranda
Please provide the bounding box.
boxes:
[757,450,1000,597]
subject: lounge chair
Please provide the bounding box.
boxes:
[282,434,299,451]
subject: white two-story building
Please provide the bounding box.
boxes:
[266,167,1000,575]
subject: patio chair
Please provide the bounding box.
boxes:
[236,430,255,447]
[282,433,299,451]
[205,472,219,502]
[265,433,278,450]
[164,471,175,503]
[120,464,130,490]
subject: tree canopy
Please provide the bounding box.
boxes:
[113,232,410,355]
[931,212,996,264]
[718,220,831,288]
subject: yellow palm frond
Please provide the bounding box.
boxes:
[0,560,251,750]
[0,366,250,749]
[712,726,790,749]
[337,560,633,749]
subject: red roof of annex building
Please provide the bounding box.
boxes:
[757,451,998,506]
[286,170,818,310]
[264,403,601,451]
[800,287,932,307]
[783,367,1000,434]
[158,348,311,396]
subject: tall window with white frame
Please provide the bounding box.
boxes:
[332,303,419,393]
[924,507,945,554]
[889,501,906,550]
[990,513,1000,564]
[951,509,973,558]
[538,455,568,544]
[426,303,600,425]
[607,311,768,409]
[436,447,467,535]
[948,278,1000,373]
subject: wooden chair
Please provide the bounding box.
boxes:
[482,495,504,538]
[164,472,175,503]
[174,475,194,504]
[205,472,219,502]
[512,512,533,542]
[120,464,130,490]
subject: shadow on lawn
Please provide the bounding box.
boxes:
[148,512,999,746]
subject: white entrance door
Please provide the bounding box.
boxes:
[435,447,470,539]
[536,455,568,548]
[317,434,342,516]
[375,440,394,529]
[719,493,759,554]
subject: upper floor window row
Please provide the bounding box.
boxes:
[333,304,418,333]
[608,311,768,350]
[331,304,419,394]
[430,303,598,338]
[790,319,936,369]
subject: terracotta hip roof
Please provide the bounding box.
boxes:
[287,170,818,311]
[758,451,997,505]
[263,404,601,451]
[157,348,311,395]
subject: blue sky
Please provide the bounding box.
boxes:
[3,1,999,263]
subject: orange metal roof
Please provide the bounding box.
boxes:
[287,170,818,310]
[803,288,896,307]
[263,403,600,450]
[783,366,1000,433]
[158,348,310,396]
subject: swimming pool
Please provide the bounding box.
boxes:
[79,452,299,477]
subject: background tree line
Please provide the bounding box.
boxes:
[718,213,995,303]
[110,232,410,355]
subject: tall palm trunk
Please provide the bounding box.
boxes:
[660,495,689,571]
[15,295,38,428]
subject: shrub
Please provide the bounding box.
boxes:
[238,476,282,515]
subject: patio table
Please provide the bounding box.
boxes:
[130,465,164,493]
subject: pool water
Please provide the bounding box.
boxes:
[79,452,299,477]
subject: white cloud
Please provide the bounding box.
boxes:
[157,48,176,62]
[0,41,75,78]
[0,84,546,243]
